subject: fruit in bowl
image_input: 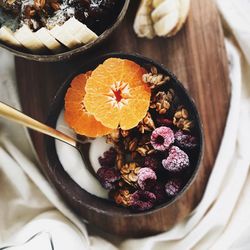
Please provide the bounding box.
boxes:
[0,0,126,55]
[44,53,203,235]
[63,57,201,212]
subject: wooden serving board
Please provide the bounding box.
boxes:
[16,0,230,233]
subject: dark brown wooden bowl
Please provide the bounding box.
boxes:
[44,53,204,237]
[0,0,129,62]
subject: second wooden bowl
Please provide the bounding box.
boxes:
[44,53,204,237]
[0,0,129,62]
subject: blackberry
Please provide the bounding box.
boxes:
[143,156,159,171]
[175,130,197,149]
[98,147,117,168]
[165,178,182,197]
[96,167,120,190]
[153,183,166,203]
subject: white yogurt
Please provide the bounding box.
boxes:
[55,110,110,199]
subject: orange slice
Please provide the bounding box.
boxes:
[84,58,151,130]
[64,71,113,137]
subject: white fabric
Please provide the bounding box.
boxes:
[0,0,250,249]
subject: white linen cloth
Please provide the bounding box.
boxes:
[0,0,250,249]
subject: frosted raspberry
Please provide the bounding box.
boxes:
[165,179,182,197]
[175,130,197,149]
[97,167,120,190]
[143,156,159,171]
[131,190,156,211]
[150,126,174,151]
[98,147,117,168]
[162,146,189,172]
[137,167,157,190]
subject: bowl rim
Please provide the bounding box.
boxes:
[44,52,204,218]
[0,0,130,62]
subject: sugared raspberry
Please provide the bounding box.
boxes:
[165,178,182,197]
[143,156,159,171]
[175,130,197,149]
[162,146,189,172]
[137,167,157,190]
[98,147,117,168]
[151,126,174,151]
[97,167,120,190]
[131,190,156,211]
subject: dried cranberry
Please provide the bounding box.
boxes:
[156,118,173,127]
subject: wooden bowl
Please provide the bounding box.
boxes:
[44,53,204,237]
[0,0,129,62]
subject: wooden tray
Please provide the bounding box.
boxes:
[16,0,231,235]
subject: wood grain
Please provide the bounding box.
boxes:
[16,0,231,236]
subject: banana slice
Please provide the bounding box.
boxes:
[151,0,178,23]
[152,0,164,8]
[153,5,180,36]
[134,0,190,38]
[167,0,190,37]
[14,25,47,53]
[133,0,155,39]
[36,27,64,53]
[49,25,82,49]
[63,17,98,44]
[0,26,22,47]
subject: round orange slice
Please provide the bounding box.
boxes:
[84,58,151,130]
[64,71,113,137]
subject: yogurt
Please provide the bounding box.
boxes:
[55,110,110,199]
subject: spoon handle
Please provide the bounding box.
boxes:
[0,102,77,147]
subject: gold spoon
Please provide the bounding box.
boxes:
[0,101,94,173]
[0,101,78,147]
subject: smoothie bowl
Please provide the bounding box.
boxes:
[44,53,203,237]
[0,0,129,61]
